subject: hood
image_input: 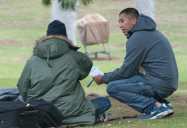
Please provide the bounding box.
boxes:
[33,35,80,67]
[127,14,156,38]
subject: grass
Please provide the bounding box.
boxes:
[0,0,187,127]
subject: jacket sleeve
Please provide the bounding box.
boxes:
[17,60,32,101]
[76,51,93,80]
[69,50,93,80]
[102,37,147,84]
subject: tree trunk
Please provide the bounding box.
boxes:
[51,0,78,46]
[136,0,155,21]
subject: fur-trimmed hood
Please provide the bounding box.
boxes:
[33,35,80,67]
[33,35,79,54]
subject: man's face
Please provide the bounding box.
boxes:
[118,13,136,36]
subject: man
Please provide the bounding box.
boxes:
[93,8,178,119]
[17,20,111,125]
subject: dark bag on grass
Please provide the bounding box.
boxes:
[0,101,39,128]
[27,99,64,128]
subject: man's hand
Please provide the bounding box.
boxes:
[92,74,103,85]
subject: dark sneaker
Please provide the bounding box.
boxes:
[166,103,174,116]
[138,103,169,119]
[96,112,108,122]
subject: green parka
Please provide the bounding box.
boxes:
[17,35,96,125]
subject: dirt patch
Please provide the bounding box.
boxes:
[86,93,100,100]
[109,24,121,32]
[112,0,135,2]
[0,1,7,7]
[13,57,31,62]
[179,82,187,85]
[110,43,126,48]
[86,93,116,101]
[0,40,33,46]
[111,43,182,49]
[171,44,182,50]
[13,55,119,62]
[175,95,187,101]
[90,57,119,61]
[0,21,26,28]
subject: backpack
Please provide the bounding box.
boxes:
[26,99,64,128]
[0,101,39,128]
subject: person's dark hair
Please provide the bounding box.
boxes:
[119,8,139,19]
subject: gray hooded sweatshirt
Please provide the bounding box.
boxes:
[102,14,178,92]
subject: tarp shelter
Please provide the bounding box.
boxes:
[77,14,111,59]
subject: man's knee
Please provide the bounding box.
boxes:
[106,82,117,96]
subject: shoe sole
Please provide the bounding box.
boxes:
[165,109,174,117]
[150,110,169,119]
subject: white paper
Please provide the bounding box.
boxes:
[89,66,104,76]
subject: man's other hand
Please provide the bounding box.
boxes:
[93,74,103,85]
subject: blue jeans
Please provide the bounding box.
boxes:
[106,75,173,114]
[90,97,111,116]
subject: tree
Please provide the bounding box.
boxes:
[136,0,155,21]
[42,0,92,46]
[43,0,155,45]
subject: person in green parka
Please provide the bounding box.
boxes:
[17,20,111,126]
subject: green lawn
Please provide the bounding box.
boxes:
[0,0,187,127]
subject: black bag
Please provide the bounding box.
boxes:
[0,101,39,128]
[27,99,64,128]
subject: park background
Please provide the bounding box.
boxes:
[0,0,187,127]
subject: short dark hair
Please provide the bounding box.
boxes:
[119,8,139,19]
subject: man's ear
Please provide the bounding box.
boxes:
[131,17,137,25]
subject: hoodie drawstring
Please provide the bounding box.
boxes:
[47,46,53,67]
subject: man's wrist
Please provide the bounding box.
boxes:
[101,74,106,84]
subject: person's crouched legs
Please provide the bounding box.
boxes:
[106,78,156,114]
[91,97,111,116]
